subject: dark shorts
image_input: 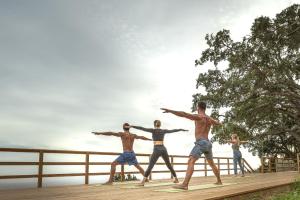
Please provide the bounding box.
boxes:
[190,139,213,160]
[115,151,138,166]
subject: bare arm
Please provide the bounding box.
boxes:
[131,125,154,133]
[161,108,202,121]
[133,134,152,141]
[92,132,122,137]
[208,117,222,126]
[162,129,188,134]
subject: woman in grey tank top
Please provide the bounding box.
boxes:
[228,134,248,177]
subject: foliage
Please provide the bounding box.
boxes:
[113,173,138,182]
[193,4,300,157]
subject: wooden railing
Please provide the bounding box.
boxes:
[0,148,254,188]
[260,156,299,173]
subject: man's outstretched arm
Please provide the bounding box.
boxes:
[92,132,121,137]
[161,108,202,121]
[133,134,152,141]
[209,117,222,126]
[131,125,154,133]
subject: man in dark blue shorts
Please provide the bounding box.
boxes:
[93,123,151,185]
[161,102,222,190]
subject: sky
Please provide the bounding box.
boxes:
[0,0,299,172]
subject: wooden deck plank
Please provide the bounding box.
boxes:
[0,171,299,200]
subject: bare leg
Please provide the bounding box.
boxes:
[134,164,145,176]
[134,164,149,185]
[103,161,119,185]
[207,159,222,185]
[173,156,197,190]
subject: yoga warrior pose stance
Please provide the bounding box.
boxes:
[92,123,151,185]
[227,134,248,177]
[130,120,188,186]
[161,102,222,190]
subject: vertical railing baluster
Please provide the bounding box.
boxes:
[38,151,44,188]
[261,157,264,173]
[217,158,220,174]
[171,156,174,179]
[227,158,230,175]
[297,154,300,173]
[204,158,207,177]
[149,155,152,180]
[85,153,89,185]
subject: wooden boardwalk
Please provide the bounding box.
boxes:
[0,171,299,200]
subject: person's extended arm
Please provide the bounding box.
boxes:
[162,129,188,134]
[240,140,248,144]
[161,108,202,120]
[92,132,121,137]
[209,117,222,126]
[133,134,152,141]
[131,125,154,133]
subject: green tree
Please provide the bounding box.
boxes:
[193,4,300,158]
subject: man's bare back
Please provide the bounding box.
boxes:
[120,132,135,152]
[194,114,214,140]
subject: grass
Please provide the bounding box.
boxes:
[270,179,300,200]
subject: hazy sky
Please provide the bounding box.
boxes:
[1,0,299,168]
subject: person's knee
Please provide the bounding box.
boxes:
[188,156,197,164]
[111,161,118,167]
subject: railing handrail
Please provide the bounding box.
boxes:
[0,147,235,159]
[0,147,254,188]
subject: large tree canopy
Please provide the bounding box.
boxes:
[193,4,300,158]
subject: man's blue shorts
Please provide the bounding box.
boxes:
[190,138,213,160]
[115,151,138,166]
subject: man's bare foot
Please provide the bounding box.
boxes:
[214,181,222,185]
[173,184,188,190]
[137,182,144,186]
[145,178,149,182]
[102,181,113,185]
[241,174,245,177]
[173,177,179,183]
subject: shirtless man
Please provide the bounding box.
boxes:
[161,101,222,190]
[92,123,151,185]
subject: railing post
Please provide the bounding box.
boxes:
[38,151,44,188]
[297,154,300,173]
[261,157,264,173]
[171,156,174,179]
[227,158,230,175]
[268,157,271,172]
[204,158,207,177]
[149,155,152,180]
[121,165,125,182]
[217,158,220,173]
[85,153,89,185]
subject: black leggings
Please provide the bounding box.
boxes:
[144,145,177,178]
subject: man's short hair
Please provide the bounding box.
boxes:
[197,101,206,110]
[123,123,130,131]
